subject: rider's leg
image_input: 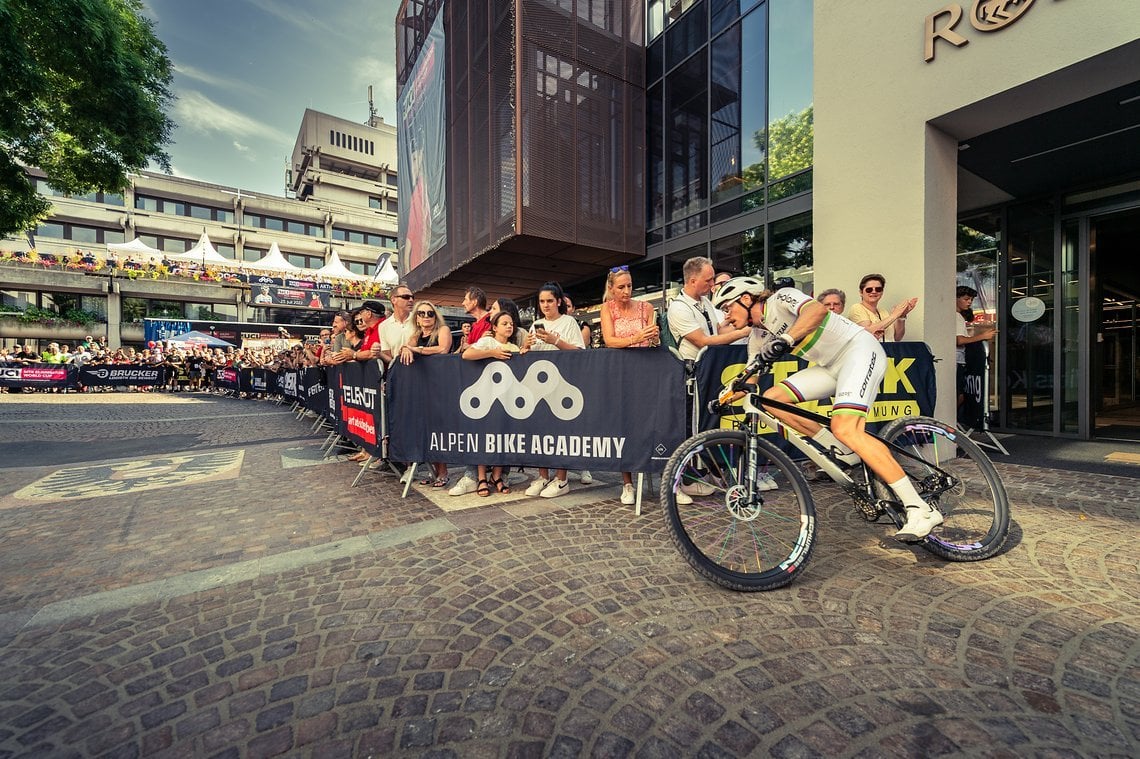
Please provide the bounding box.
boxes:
[830,414,942,540]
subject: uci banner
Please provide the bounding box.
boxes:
[386,351,687,472]
[0,364,76,389]
[331,361,383,457]
[694,343,937,434]
[79,365,168,387]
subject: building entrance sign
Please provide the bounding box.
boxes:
[925,0,1039,61]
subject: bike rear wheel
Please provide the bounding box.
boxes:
[877,416,1010,561]
[661,429,816,591]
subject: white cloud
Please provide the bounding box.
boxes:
[173,62,261,97]
[173,90,291,145]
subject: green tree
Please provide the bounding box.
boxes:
[742,105,815,189]
[0,0,174,234]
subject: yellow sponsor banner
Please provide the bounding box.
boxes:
[715,356,923,432]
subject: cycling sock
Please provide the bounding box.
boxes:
[888,476,927,508]
[812,428,859,465]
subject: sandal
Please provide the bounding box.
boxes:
[491,477,510,494]
[431,476,450,489]
[476,478,491,497]
[419,475,435,486]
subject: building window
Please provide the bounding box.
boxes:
[386,199,398,214]
[386,172,398,187]
[34,222,125,245]
[369,196,382,209]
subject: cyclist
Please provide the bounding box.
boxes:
[711,276,943,541]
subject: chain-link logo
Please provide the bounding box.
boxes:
[460,360,584,420]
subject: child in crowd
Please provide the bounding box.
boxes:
[463,310,529,495]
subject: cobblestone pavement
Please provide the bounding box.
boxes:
[0,394,1137,757]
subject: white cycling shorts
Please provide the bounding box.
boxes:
[774,334,886,418]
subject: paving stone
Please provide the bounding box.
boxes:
[0,395,1137,757]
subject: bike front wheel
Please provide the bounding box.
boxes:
[661,429,816,591]
[877,416,1010,561]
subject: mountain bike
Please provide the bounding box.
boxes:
[660,355,1010,591]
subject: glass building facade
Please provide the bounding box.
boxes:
[643,0,813,295]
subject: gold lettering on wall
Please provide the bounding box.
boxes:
[970,0,1037,32]
[925,0,1041,62]
[925,5,969,62]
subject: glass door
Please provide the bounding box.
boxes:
[1091,207,1140,439]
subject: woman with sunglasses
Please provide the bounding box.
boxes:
[848,273,918,341]
[399,301,453,365]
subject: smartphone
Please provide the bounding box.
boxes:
[532,320,546,331]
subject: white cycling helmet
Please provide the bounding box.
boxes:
[711,275,766,311]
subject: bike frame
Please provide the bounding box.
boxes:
[725,381,952,513]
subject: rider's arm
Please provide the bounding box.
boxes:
[680,326,750,349]
[784,298,827,345]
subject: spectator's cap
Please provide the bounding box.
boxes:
[956,285,978,298]
[85,335,93,341]
[770,276,795,290]
[359,300,386,316]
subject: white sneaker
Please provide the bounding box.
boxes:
[757,473,778,491]
[579,470,593,485]
[620,483,635,505]
[680,480,716,496]
[894,504,943,542]
[448,475,478,496]
[525,478,551,497]
[540,478,570,498]
[674,489,693,505]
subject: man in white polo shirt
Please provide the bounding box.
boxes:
[667,256,749,361]
[374,283,416,365]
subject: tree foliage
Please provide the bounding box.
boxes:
[0,0,174,234]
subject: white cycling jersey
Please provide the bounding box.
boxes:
[748,287,887,417]
[747,287,868,366]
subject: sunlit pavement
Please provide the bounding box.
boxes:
[0,394,1137,757]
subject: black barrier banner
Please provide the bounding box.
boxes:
[79,365,168,387]
[0,364,77,389]
[386,351,688,472]
[958,342,986,429]
[695,343,937,436]
[331,361,383,456]
[300,367,329,419]
[279,370,299,401]
[237,368,272,395]
[214,367,239,390]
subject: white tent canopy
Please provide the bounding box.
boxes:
[106,237,164,261]
[375,253,399,285]
[315,250,369,281]
[248,241,302,272]
[169,232,230,265]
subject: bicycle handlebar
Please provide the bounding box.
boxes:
[707,355,771,415]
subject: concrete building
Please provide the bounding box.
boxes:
[1,110,399,349]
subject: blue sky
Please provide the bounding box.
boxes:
[142,0,401,196]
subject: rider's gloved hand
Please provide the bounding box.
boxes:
[758,333,795,362]
[707,399,722,415]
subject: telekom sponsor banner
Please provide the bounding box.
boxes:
[330,361,383,456]
[0,364,76,388]
[214,368,239,390]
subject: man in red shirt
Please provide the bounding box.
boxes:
[351,300,386,361]
[463,286,492,344]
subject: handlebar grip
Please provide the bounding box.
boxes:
[707,399,723,416]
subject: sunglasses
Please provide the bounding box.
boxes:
[609,265,629,273]
[863,286,884,293]
[415,310,435,318]
[393,293,414,300]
